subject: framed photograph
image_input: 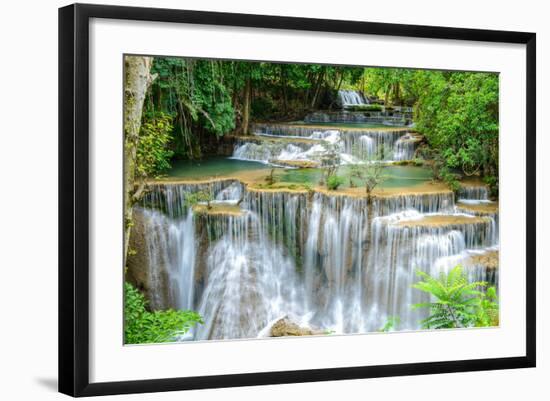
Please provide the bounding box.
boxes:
[59,3,536,397]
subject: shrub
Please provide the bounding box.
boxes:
[327,175,345,190]
[124,282,203,344]
[412,266,498,329]
[251,96,276,119]
[136,112,174,177]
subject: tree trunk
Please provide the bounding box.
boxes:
[366,194,374,249]
[242,77,251,135]
[124,56,156,266]
[310,69,325,109]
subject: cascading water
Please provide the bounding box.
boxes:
[338,89,369,107]
[137,207,197,311]
[135,176,499,340]
[458,184,490,202]
[393,134,417,161]
[194,212,305,340]
[233,125,420,165]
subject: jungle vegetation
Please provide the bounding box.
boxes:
[132,58,498,194]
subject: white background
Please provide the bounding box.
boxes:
[0,0,547,399]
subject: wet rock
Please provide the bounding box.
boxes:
[269,317,324,337]
[465,250,499,270]
[125,208,150,292]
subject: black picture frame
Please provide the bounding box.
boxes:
[59,3,536,397]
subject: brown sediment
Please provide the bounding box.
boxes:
[192,203,245,216]
[396,215,490,228]
[247,183,311,194]
[307,182,452,199]
[459,177,488,187]
[464,250,499,270]
[150,169,270,186]
[457,201,499,215]
[272,160,320,169]
[372,181,452,197]
[151,173,454,199]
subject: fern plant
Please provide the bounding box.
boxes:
[412,265,498,329]
[124,282,203,344]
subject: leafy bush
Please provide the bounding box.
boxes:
[184,189,214,209]
[414,72,499,181]
[412,266,498,329]
[124,282,203,344]
[348,144,387,199]
[440,169,461,192]
[327,175,345,190]
[136,112,174,177]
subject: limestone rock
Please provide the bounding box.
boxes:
[269,317,324,337]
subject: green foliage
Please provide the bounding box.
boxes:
[191,61,236,136]
[412,266,499,329]
[136,112,174,177]
[474,285,499,327]
[327,175,345,190]
[313,141,342,187]
[124,282,203,344]
[440,169,461,192]
[348,145,387,198]
[414,71,499,191]
[184,189,214,209]
[251,96,276,119]
[412,158,423,166]
[379,316,400,332]
[148,58,236,158]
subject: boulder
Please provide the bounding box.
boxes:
[269,317,325,337]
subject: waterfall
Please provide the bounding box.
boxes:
[458,184,489,201]
[194,211,305,340]
[139,208,197,311]
[134,180,499,340]
[142,180,241,217]
[231,139,321,165]
[302,193,369,333]
[372,192,455,216]
[235,125,420,164]
[338,89,368,107]
[365,210,497,329]
[393,134,417,161]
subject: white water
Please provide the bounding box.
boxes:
[194,213,305,340]
[137,179,499,340]
[139,208,196,311]
[233,126,416,165]
[339,89,369,107]
[458,185,490,203]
